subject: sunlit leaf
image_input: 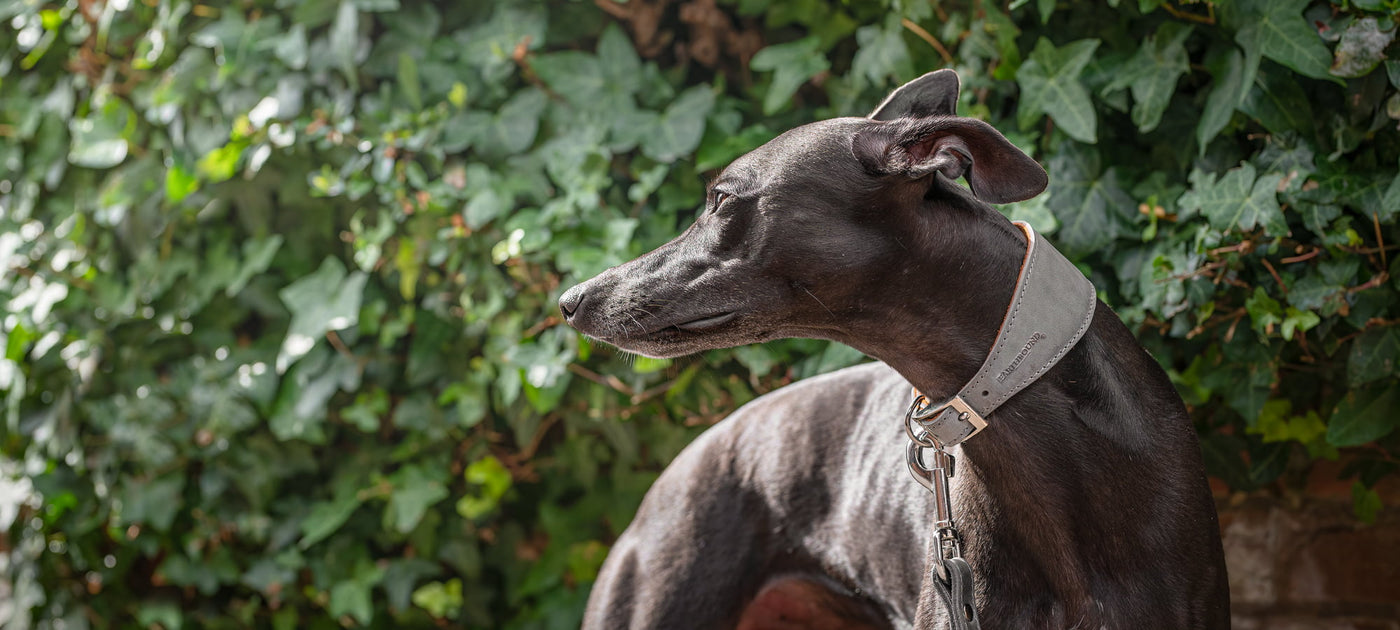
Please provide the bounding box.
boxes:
[276,257,368,373]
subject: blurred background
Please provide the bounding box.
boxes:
[2,0,1398,628]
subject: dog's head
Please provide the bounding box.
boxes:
[559,70,1047,358]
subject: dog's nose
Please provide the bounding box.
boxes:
[559,285,585,320]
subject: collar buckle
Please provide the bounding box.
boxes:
[907,391,988,449]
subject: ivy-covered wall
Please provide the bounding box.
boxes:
[1,0,1397,627]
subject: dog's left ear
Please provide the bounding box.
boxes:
[851,117,1048,204]
[868,69,960,120]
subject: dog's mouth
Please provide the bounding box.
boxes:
[674,311,737,332]
[592,311,740,347]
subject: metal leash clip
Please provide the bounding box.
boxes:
[904,394,964,572]
[907,393,982,629]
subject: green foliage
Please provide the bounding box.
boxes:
[2,0,1398,627]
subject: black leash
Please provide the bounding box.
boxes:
[933,556,980,630]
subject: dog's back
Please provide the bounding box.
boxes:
[585,362,932,629]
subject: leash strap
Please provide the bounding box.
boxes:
[932,557,980,630]
[912,221,1096,448]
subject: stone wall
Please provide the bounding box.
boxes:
[1219,463,1400,629]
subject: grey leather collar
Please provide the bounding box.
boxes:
[912,221,1096,448]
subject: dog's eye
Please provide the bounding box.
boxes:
[713,191,731,208]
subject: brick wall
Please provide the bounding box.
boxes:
[1219,464,1400,629]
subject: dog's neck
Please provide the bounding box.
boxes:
[843,198,1032,401]
[838,193,1193,623]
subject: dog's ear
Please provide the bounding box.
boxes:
[868,70,960,121]
[851,117,1048,204]
[851,118,1048,204]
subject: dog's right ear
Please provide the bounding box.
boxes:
[852,117,1048,204]
[868,69,960,121]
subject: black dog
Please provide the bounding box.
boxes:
[560,70,1230,629]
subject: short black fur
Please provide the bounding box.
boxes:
[560,70,1230,630]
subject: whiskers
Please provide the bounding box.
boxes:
[798,283,835,319]
[598,297,673,341]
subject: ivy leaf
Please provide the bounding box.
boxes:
[299,486,363,549]
[413,579,463,618]
[1352,482,1382,524]
[165,163,199,204]
[1104,22,1192,133]
[275,24,309,69]
[1348,328,1400,387]
[481,88,547,157]
[1235,0,1334,81]
[1251,399,1326,444]
[1247,441,1290,487]
[342,389,388,432]
[1330,17,1394,79]
[396,52,421,109]
[328,0,360,88]
[750,36,830,115]
[1245,286,1284,336]
[1248,0,1332,81]
[381,559,439,611]
[118,473,185,531]
[1288,273,1341,311]
[276,257,368,373]
[1384,174,1400,222]
[457,456,512,520]
[1197,45,1246,151]
[1045,142,1133,256]
[68,103,131,168]
[270,350,360,442]
[197,143,244,183]
[386,464,450,534]
[998,193,1059,235]
[851,15,913,88]
[597,23,642,97]
[1239,66,1316,139]
[1016,38,1100,142]
[532,51,605,107]
[640,86,715,162]
[568,540,610,583]
[226,235,284,297]
[1227,361,1275,423]
[1328,384,1400,447]
[328,557,384,625]
[457,5,546,84]
[1177,163,1286,235]
[1281,307,1320,341]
